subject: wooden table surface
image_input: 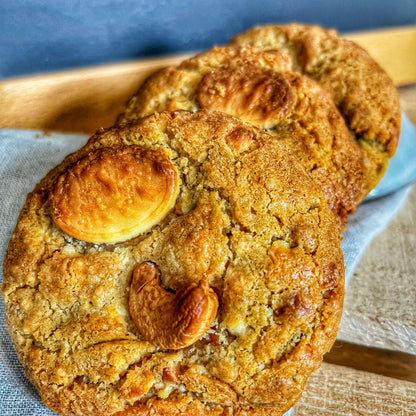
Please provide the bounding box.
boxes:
[0,27,415,415]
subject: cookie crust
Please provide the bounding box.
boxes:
[118,46,366,229]
[229,23,401,194]
[3,110,344,416]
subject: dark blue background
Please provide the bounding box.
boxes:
[1,0,415,78]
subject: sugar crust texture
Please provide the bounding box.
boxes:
[119,24,401,229]
[2,110,344,416]
[229,24,401,193]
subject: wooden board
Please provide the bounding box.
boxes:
[337,177,416,355]
[0,52,192,134]
[1,26,416,415]
[0,26,415,134]
[346,26,416,86]
[293,362,416,416]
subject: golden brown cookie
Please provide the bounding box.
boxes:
[229,23,401,195]
[118,46,366,229]
[2,110,344,416]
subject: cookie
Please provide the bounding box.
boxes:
[229,23,401,195]
[118,46,366,229]
[2,110,344,416]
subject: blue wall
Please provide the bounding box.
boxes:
[1,0,415,78]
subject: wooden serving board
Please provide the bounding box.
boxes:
[0,26,415,134]
[0,53,193,134]
[346,25,416,86]
[1,26,416,415]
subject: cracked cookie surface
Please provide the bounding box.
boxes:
[2,110,344,416]
[229,23,401,196]
[118,46,366,229]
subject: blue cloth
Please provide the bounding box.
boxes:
[1,114,415,414]
[343,113,416,283]
[366,114,416,199]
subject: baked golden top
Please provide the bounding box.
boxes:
[2,110,344,416]
[229,23,401,191]
[198,62,295,127]
[118,46,366,229]
[51,145,179,244]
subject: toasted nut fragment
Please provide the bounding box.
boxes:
[51,145,178,244]
[225,128,254,153]
[198,62,293,128]
[129,262,219,349]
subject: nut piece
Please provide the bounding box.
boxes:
[51,145,178,244]
[198,62,293,128]
[129,262,219,349]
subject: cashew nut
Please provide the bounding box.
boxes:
[198,62,294,128]
[129,262,219,349]
[51,145,178,244]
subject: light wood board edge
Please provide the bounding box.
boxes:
[0,26,415,134]
[324,340,416,383]
[344,25,416,86]
[293,362,416,416]
[0,53,192,134]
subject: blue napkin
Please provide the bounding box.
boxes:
[366,114,416,200]
[0,131,88,416]
[342,113,416,283]
[1,115,415,415]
